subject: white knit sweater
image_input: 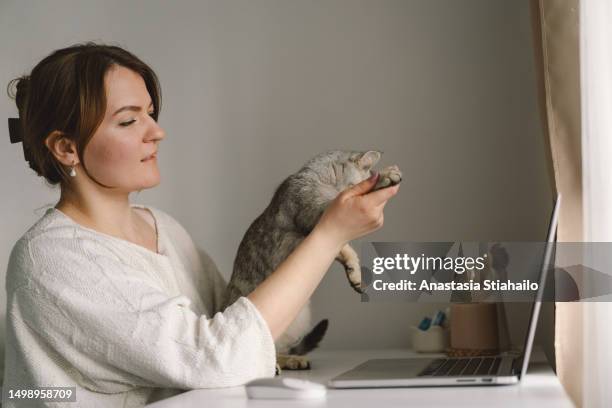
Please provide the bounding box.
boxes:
[2,205,276,407]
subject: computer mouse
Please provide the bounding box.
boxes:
[245,377,327,399]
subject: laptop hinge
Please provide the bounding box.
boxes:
[512,356,524,377]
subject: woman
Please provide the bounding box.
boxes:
[3,43,399,407]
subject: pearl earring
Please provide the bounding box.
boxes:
[69,162,77,177]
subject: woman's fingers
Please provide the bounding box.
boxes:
[364,184,400,206]
[343,172,380,198]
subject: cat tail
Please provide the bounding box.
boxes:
[288,319,329,355]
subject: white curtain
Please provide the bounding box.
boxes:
[580,0,612,406]
[532,0,612,405]
[530,1,582,403]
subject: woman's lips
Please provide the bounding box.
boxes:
[141,153,157,162]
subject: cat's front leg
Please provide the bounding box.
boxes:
[336,243,362,293]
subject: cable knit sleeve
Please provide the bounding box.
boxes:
[17,236,277,393]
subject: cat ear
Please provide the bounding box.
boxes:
[356,150,382,170]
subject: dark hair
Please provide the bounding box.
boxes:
[7,42,162,186]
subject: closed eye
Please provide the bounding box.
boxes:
[330,163,338,184]
[334,163,343,179]
[119,111,156,127]
[119,119,136,127]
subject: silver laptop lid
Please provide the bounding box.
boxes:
[517,194,561,379]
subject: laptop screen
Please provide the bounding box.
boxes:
[516,194,560,378]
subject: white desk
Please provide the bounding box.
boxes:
[146,349,574,408]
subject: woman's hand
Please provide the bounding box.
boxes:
[315,172,400,247]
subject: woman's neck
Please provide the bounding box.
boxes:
[55,187,140,241]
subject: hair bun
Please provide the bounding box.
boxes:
[7,75,30,115]
[14,76,30,115]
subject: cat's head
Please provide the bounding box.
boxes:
[305,150,382,191]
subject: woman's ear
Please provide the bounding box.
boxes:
[45,131,79,165]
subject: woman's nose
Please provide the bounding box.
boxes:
[146,118,166,142]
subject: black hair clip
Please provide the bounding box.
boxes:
[8,117,33,164]
[8,118,22,143]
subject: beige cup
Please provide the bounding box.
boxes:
[450,303,499,352]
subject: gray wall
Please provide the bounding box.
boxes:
[0,0,552,354]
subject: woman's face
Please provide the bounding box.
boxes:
[81,65,165,192]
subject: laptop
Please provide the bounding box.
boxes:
[328,195,560,388]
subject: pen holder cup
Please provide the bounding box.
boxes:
[449,303,499,355]
[411,325,450,353]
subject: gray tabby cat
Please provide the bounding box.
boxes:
[224,150,401,370]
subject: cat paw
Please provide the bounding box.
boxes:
[374,165,402,190]
[346,262,363,294]
[350,279,364,294]
[277,355,311,370]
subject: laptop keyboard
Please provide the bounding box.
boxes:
[418,357,502,377]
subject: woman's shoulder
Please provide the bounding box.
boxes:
[7,208,110,291]
[15,207,115,252]
[15,205,189,260]
[14,207,88,253]
[8,207,155,280]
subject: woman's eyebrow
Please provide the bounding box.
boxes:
[112,100,154,116]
